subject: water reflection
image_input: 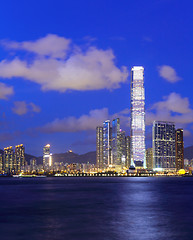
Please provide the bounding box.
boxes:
[0,177,193,240]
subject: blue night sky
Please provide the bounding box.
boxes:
[0,0,193,156]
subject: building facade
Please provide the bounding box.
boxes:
[175,129,184,170]
[96,126,103,169]
[153,121,176,170]
[125,136,131,168]
[146,148,153,170]
[14,144,25,172]
[119,130,126,166]
[0,154,3,172]
[43,144,51,170]
[130,66,146,168]
[4,146,14,173]
[112,118,120,165]
[103,120,111,167]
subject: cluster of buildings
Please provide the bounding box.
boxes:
[0,144,25,174]
[0,66,187,176]
[0,143,97,175]
[96,118,130,171]
[96,66,184,173]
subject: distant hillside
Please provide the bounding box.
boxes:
[184,146,193,160]
[0,149,96,165]
[36,151,96,165]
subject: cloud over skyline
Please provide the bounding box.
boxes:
[0,82,14,100]
[0,34,128,92]
[12,101,41,115]
[146,92,193,126]
[41,108,109,133]
[158,65,182,83]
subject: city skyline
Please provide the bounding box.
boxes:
[0,0,193,156]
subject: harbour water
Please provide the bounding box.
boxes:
[0,177,193,240]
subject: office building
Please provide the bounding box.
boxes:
[119,130,126,166]
[175,129,184,170]
[96,126,103,169]
[146,148,153,170]
[130,66,146,168]
[112,118,121,165]
[125,136,131,168]
[103,120,111,167]
[43,144,52,170]
[153,121,176,170]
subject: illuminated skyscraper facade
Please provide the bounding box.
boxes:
[112,118,120,165]
[175,129,184,170]
[130,66,146,167]
[14,144,25,172]
[125,136,131,168]
[43,144,52,170]
[146,148,153,170]
[103,120,111,166]
[96,126,103,169]
[4,146,14,173]
[153,121,176,170]
[0,154,3,172]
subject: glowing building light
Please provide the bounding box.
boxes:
[130,66,146,168]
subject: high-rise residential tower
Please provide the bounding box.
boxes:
[14,144,25,172]
[130,66,146,168]
[103,120,111,167]
[0,154,3,173]
[96,126,103,169]
[175,129,184,170]
[4,146,14,173]
[153,121,176,170]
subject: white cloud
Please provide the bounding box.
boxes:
[40,106,131,134]
[158,65,182,83]
[0,35,128,92]
[146,92,193,126]
[41,108,109,133]
[12,101,41,115]
[0,82,14,99]
[2,34,71,59]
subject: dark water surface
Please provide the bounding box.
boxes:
[0,177,193,240]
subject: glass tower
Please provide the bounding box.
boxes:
[112,118,120,165]
[103,120,111,166]
[130,66,146,167]
[153,121,176,170]
[175,129,184,170]
[96,126,103,169]
[43,144,51,170]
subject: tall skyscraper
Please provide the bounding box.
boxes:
[153,121,176,170]
[146,148,153,170]
[96,126,103,169]
[0,154,3,172]
[112,118,120,165]
[103,120,111,166]
[119,130,126,165]
[43,144,51,170]
[14,144,25,172]
[125,136,131,168]
[175,129,184,170]
[130,66,146,168]
[4,146,14,173]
